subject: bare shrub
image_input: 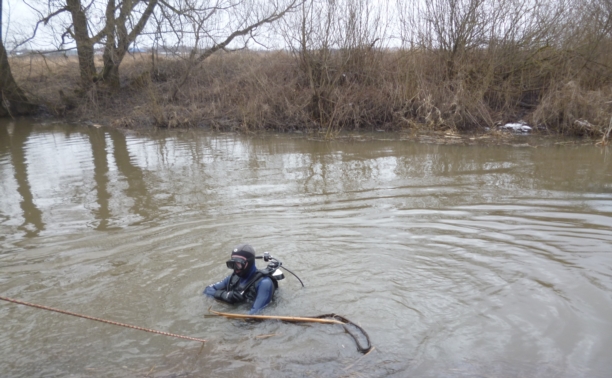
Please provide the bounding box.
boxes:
[532,81,612,136]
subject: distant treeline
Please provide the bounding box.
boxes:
[4,0,612,139]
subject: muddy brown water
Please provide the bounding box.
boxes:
[1,119,611,377]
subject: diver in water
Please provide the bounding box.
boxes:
[204,244,277,314]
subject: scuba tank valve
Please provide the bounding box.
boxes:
[256,252,304,287]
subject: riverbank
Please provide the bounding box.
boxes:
[9,49,612,142]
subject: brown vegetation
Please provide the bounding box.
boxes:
[4,0,611,138]
[9,43,612,139]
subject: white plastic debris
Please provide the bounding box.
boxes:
[499,121,532,132]
[574,119,594,130]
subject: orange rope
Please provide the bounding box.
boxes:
[0,295,206,343]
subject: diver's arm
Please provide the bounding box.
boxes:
[203,276,231,297]
[205,275,246,303]
[248,277,275,315]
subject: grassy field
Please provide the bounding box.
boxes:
[9,47,612,140]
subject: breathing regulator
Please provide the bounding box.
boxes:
[257,252,304,287]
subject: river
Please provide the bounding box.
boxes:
[1,119,611,377]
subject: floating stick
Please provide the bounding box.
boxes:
[208,307,344,324]
[208,307,372,353]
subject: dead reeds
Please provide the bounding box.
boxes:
[7,43,611,138]
[6,0,612,138]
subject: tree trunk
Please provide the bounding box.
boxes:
[0,21,36,116]
[101,0,158,89]
[66,0,97,89]
[101,56,121,89]
[101,0,120,89]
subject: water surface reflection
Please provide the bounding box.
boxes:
[0,120,611,377]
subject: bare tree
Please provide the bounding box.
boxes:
[279,0,384,135]
[159,0,303,100]
[29,0,298,92]
[1,0,37,116]
[397,0,569,77]
[28,0,158,89]
[99,0,158,88]
[65,0,99,88]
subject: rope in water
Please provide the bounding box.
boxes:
[314,313,373,354]
[0,296,207,343]
[1,296,372,353]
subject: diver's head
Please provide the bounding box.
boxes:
[226,244,255,278]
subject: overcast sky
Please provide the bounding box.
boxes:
[3,0,405,52]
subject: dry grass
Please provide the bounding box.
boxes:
[8,45,612,137]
